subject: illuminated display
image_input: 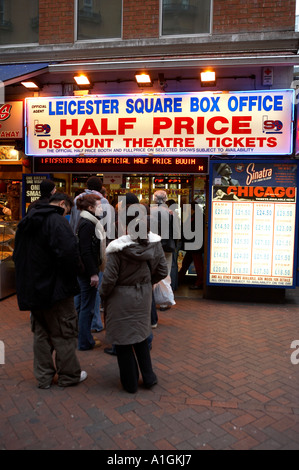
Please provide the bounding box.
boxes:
[208,161,298,288]
[33,155,208,174]
[26,91,294,157]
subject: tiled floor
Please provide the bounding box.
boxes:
[1,287,299,450]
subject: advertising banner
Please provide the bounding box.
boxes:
[22,173,50,217]
[25,90,294,157]
[0,101,23,139]
[208,160,298,287]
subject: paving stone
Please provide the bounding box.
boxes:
[2,291,299,449]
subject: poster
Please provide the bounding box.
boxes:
[22,173,50,217]
[0,101,23,139]
[25,90,294,156]
[208,161,297,287]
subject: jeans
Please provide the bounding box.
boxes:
[75,275,97,350]
[91,271,104,331]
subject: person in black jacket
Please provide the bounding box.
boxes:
[13,192,87,389]
[74,193,104,351]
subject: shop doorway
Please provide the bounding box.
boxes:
[69,172,207,294]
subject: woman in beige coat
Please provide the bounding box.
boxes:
[100,209,168,393]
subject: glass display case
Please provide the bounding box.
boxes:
[0,222,16,299]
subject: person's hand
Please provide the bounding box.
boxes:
[90,274,99,288]
[2,207,11,216]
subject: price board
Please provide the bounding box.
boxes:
[208,160,298,287]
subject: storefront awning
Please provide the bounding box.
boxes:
[0,63,49,86]
[48,52,299,74]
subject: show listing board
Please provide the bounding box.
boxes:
[209,161,297,287]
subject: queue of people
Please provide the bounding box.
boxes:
[12,177,203,393]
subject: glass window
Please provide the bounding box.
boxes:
[0,0,38,45]
[77,0,122,40]
[161,0,211,36]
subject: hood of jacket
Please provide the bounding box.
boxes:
[106,232,161,261]
[18,203,64,235]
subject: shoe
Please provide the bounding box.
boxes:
[151,323,158,329]
[38,383,51,389]
[144,376,158,389]
[189,285,203,290]
[91,327,104,333]
[159,306,171,311]
[104,347,117,356]
[79,370,88,383]
[93,339,102,348]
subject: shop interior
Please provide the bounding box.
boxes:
[69,172,207,294]
[0,171,207,296]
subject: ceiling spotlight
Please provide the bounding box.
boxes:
[135,72,152,87]
[21,81,40,90]
[200,70,216,87]
[74,74,91,87]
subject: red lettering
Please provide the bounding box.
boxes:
[153,117,172,134]
[79,119,99,136]
[207,116,229,135]
[197,117,204,134]
[231,116,252,134]
[60,119,78,136]
[100,118,116,135]
[0,104,12,121]
[174,117,194,134]
[118,118,136,135]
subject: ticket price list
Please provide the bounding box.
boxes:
[210,200,296,286]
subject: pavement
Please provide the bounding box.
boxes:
[1,285,299,451]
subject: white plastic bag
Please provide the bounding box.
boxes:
[153,276,176,307]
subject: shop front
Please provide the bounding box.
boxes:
[0,100,26,298]
[23,89,298,299]
[0,100,26,221]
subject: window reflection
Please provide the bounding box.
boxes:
[0,0,38,45]
[77,0,122,40]
[162,0,211,36]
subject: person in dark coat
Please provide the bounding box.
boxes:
[74,193,105,351]
[178,201,204,289]
[13,192,87,389]
[100,208,168,393]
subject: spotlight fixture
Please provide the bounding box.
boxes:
[74,74,91,87]
[21,80,40,90]
[200,70,216,87]
[135,72,152,87]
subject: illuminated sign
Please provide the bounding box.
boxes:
[33,155,208,174]
[0,101,23,139]
[25,91,294,157]
[21,173,50,217]
[208,161,298,287]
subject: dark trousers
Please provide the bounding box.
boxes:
[151,290,158,325]
[178,250,204,286]
[115,339,157,393]
[31,297,81,388]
